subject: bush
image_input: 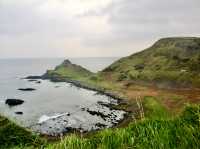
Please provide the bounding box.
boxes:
[181,104,200,126]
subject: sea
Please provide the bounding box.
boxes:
[0,57,122,135]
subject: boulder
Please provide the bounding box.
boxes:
[5,99,24,106]
[18,88,36,91]
[25,76,42,79]
[28,79,38,82]
[15,112,23,115]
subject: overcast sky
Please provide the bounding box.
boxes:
[0,0,200,58]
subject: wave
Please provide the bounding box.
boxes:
[38,113,69,124]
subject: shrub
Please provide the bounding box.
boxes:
[181,104,200,126]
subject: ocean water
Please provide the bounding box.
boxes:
[0,57,122,135]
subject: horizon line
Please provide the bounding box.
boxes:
[0,56,121,60]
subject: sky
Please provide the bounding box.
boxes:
[0,0,200,58]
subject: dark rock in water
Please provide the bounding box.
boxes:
[15,111,23,115]
[18,88,36,91]
[27,80,41,84]
[5,99,24,106]
[28,79,38,82]
[25,76,42,79]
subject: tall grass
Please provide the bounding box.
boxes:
[45,104,200,149]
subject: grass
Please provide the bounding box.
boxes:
[102,37,200,88]
[142,96,171,119]
[0,115,45,149]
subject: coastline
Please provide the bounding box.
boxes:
[24,75,133,137]
[25,75,129,105]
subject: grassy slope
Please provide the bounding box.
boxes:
[45,37,200,89]
[102,37,200,88]
[0,115,44,149]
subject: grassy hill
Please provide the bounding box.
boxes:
[43,37,200,89]
[43,59,94,81]
[102,37,200,88]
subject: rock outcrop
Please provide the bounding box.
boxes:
[5,99,24,106]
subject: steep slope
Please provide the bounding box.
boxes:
[101,37,200,88]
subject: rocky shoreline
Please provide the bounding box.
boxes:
[24,74,129,136]
[25,75,127,104]
[32,101,126,136]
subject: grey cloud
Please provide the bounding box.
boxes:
[0,1,80,37]
[80,0,200,51]
[107,0,200,37]
[0,0,200,58]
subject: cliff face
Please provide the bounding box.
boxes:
[101,37,200,88]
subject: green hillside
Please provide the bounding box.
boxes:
[43,37,200,89]
[102,37,200,88]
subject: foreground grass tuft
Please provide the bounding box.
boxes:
[0,116,45,149]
